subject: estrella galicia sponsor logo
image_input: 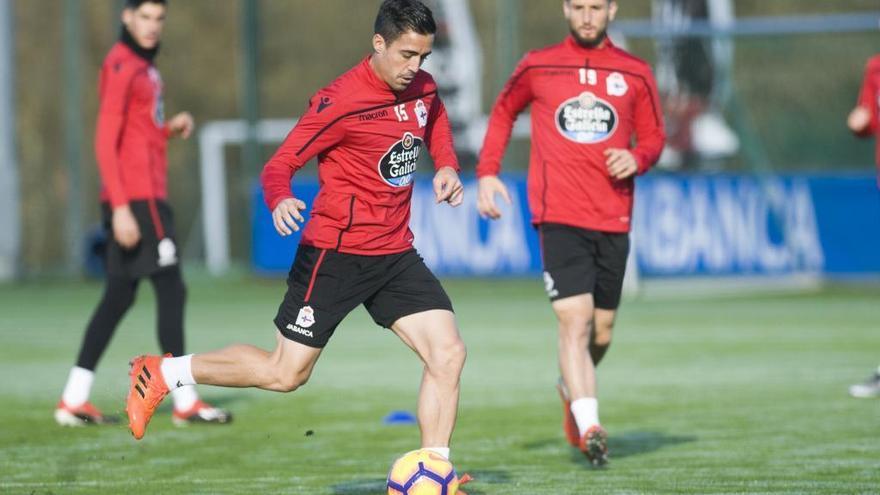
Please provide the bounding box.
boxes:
[555,91,618,144]
[286,323,314,338]
[359,109,389,122]
[378,132,422,187]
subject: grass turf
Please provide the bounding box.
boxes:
[0,277,878,494]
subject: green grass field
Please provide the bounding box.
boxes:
[1,277,878,494]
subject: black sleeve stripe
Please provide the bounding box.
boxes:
[502,64,663,128]
[295,90,438,157]
[500,62,531,99]
[586,64,663,129]
[335,195,356,250]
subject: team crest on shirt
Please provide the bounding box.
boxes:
[555,91,618,144]
[378,132,423,187]
[414,99,429,128]
[606,72,628,96]
[295,306,316,328]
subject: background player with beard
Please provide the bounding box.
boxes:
[846,53,880,399]
[55,0,230,427]
[124,0,471,479]
[476,0,665,466]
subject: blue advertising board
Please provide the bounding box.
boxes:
[252,173,880,277]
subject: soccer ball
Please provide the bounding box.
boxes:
[386,449,460,495]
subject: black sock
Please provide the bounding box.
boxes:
[150,266,187,357]
[75,276,139,370]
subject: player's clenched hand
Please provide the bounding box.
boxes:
[112,205,141,249]
[847,106,872,134]
[167,112,195,140]
[433,166,464,207]
[477,175,511,220]
[604,148,639,180]
[272,198,307,236]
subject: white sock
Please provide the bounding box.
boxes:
[425,447,450,460]
[159,354,195,390]
[571,397,600,437]
[171,385,199,412]
[61,366,94,407]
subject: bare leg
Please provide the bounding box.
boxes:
[390,310,467,448]
[191,331,323,393]
[553,294,596,400]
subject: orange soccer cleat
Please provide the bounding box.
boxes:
[457,472,474,495]
[556,380,580,447]
[580,424,609,467]
[125,354,169,440]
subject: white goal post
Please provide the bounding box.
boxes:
[199,118,296,275]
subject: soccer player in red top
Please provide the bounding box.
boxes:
[55,0,230,428]
[476,0,665,465]
[125,0,470,472]
[846,53,880,399]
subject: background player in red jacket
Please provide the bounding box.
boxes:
[56,0,230,427]
[846,53,880,399]
[476,0,665,465]
[125,1,469,471]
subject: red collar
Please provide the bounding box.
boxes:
[360,56,396,95]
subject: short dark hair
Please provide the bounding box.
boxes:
[374,0,437,44]
[125,0,166,9]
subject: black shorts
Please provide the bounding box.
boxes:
[274,245,454,348]
[539,223,630,309]
[102,199,180,279]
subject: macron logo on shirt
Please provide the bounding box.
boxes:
[317,96,333,114]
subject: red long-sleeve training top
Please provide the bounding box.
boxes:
[477,36,666,233]
[854,54,880,171]
[261,57,459,255]
[95,42,169,208]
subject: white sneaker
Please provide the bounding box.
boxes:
[691,112,740,159]
[849,372,880,398]
[55,400,118,426]
[172,400,233,426]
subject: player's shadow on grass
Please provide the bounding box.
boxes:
[524,430,696,461]
[607,430,696,458]
[331,470,509,495]
[569,430,696,465]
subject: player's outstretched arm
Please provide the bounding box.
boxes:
[476,175,511,220]
[167,111,195,139]
[433,166,464,207]
[272,197,308,236]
